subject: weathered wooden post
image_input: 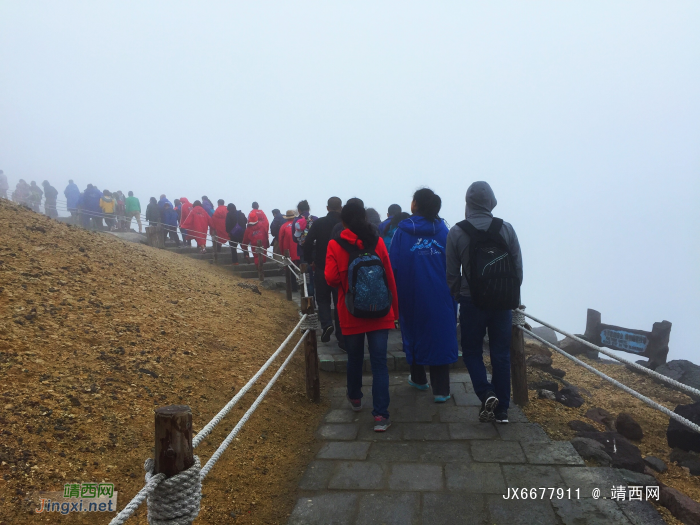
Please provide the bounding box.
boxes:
[154,405,194,476]
[510,305,528,407]
[299,263,320,402]
[256,240,265,281]
[284,249,293,301]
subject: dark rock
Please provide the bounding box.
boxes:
[548,368,566,378]
[560,336,598,360]
[660,485,700,525]
[555,387,584,408]
[643,456,667,473]
[236,282,261,295]
[617,468,657,488]
[524,326,559,345]
[667,402,700,452]
[538,389,556,400]
[568,420,599,433]
[655,360,700,401]
[524,342,553,358]
[585,407,615,430]
[616,412,644,441]
[526,354,553,369]
[570,437,611,466]
[575,431,646,473]
[530,381,559,393]
[138,368,158,378]
[669,448,700,476]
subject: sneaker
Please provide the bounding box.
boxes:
[373,415,391,432]
[479,391,499,422]
[434,394,451,403]
[495,411,509,424]
[321,325,334,343]
[347,395,362,412]
[407,375,429,391]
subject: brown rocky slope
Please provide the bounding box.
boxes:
[0,200,328,524]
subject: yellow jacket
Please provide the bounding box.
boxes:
[100,197,116,214]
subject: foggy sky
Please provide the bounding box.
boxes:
[1,2,698,362]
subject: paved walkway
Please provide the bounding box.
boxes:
[287,372,665,524]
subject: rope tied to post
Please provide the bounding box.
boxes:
[512,307,526,327]
[144,456,202,525]
[300,313,320,332]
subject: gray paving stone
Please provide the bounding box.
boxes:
[334,354,349,373]
[328,461,386,490]
[448,372,472,383]
[438,406,481,423]
[496,423,551,443]
[357,422,404,441]
[331,386,347,397]
[448,422,499,440]
[388,463,444,491]
[355,492,420,525]
[325,409,358,423]
[320,357,335,372]
[363,374,406,386]
[486,495,559,524]
[390,351,410,371]
[367,441,423,462]
[288,493,358,525]
[502,465,566,490]
[620,500,666,525]
[317,441,371,460]
[471,440,526,463]
[445,463,506,493]
[506,405,529,423]
[419,441,472,463]
[448,382,466,393]
[521,441,584,465]
[391,404,437,422]
[317,423,359,441]
[453,391,482,406]
[402,423,450,440]
[551,497,632,524]
[298,460,337,491]
[557,467,626,498]
[422,493,488,525]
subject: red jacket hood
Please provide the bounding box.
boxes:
[180,197,190,205]
[340,228,365,249]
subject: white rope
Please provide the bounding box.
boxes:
[199,330,309,479]
[517,309,700,399]
[145,456,201,525]
[192,314,308,447]
[520,326,700,434]
[512,307,526,327]
[302,272,308,298]
[299,313,320,332]
[108,470,166,525]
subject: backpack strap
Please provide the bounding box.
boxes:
[487,217,504,236]
[456,219,480,237]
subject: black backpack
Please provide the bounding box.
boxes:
[456,218,520,310]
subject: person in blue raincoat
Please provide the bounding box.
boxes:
[389,188,458,402]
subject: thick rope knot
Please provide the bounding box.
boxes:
[144,456,201,525]
[300,313,320,332]
[512,308,526,327]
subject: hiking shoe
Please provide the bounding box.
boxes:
[373,416,391,432]
[479,392,499,422]
[407,375,429,391]
[347,395,362,412]
[495,411,509,424]
[434,394,451,403]
[321,325,334,343]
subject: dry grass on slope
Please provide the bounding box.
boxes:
[0,200,328,524]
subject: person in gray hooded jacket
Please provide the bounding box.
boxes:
[446,181,523,424]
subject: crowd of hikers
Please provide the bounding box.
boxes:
[1,170,523,433]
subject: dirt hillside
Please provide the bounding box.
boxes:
[0,200,328,524]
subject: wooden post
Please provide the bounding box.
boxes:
[256,240,264,281]
[284,249,293,301]
[300,273,320,403]
[213,234,218,264]
[510,305,528,407]
[154,405,194,478]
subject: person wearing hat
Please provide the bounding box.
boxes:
[242,209,270,265]
[278,209,299,291]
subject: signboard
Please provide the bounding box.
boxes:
[600,329,649,354]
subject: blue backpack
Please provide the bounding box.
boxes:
[338,239,392,319]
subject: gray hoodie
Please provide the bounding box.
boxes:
[445,181,523,300]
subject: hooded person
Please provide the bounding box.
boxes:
[145,197,161,225]
[389,188,458,402]
[225,203,246,264]
[180,200,214,252]
[64,180,80,214]
[76,191,91,228]
[100,190,116,230]
[84,184,103,228]
[269,209,284,253]
[28,181,43,212]
[212,199,229,251]
[13,180,31,206]
[158,194,172,209]
[161,202,181,246]
[179,197,193,245]
[0,170,8,199]
[446,181,523,424]
[250,202,269,237]
[42,180,59,218]
[242,210,270,265]
[114,191,126,230]
[201,196,215,216]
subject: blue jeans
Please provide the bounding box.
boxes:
[345,329,390,418]
[459,296,512,412]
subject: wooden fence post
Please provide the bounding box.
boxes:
[299,263,320,402]
[510,305,528,407]
[154,405,194,477]
[256,240,264,281]
[284,249,293,301]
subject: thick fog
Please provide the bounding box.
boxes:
[1,2,698,361]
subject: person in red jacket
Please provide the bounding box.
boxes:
[211,199,228,252]
[250,202,269,236]
[278,209,299,291]
[325,201,399,432]
[242,210,270,265]
[180,200,214,253]
[179,197,194,246]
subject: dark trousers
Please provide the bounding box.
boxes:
[459,296,512,411]
[165,229,180,245]
[346,329,390,418]
[314,269,343,344]
[409,363,451,396]
[229,243,239,264]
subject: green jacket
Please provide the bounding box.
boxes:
[125,196,141,213]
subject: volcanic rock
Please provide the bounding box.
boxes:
[575,431,645,472]
[568,420,598,433]
[616,412,643,441]
[585,407,615,430]
[666,402,700,452]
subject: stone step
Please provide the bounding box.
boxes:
[319,350,468,373]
